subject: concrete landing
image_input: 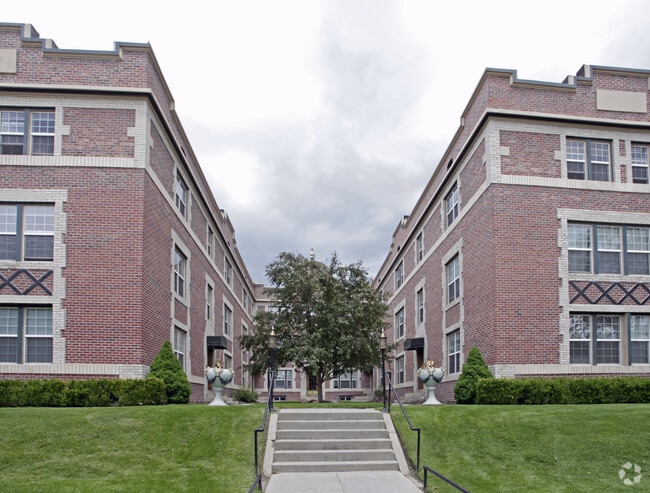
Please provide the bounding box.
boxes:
[265,471,423,493]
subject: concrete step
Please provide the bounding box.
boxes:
[273,449,397,463]
[268,409,404,476]
[272,459,400,473]
[274,438,393,451]
[277,419,385,430]
[278,409,382,421]
[276,428,389,440]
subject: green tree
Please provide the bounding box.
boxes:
[454,346,493,404]
[241,251,390,402]
[148,341,191,404]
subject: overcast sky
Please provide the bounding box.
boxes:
[8,1,650,282]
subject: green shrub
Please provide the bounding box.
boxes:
[148,341,191,404]
[454,347,493,404]
[63,379,116,407]
[113,378,167,406]
[475,376,650,405]
[232,388,258,403]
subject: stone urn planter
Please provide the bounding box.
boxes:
[205,363,234,406]
[417,360,445,406]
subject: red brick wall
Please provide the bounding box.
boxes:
[63,108,136,157]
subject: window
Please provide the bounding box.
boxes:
[416,288,424,324]
[627,227,650,275]
[415,232,424,263]
[596,315,620,364]
[0,307,53,364]
[175,172,188,217]
[395,307,405,340]
[631,144,649,184]
[569,314,591,364]
[224,258,233,286]
[173,327,186,370]
[394,261,404,290]
[0,204,54,261]
[395,356,405,384]
[224,353,232,370]
[631,315,650,364]
[1,110,54,155]
[242,289,249,312]
[568,223,650,275]
[333,371,358,389]
[448,331,461,374]
[173,248,186,298]
[567,139,611,181]
[207,226,214,258]
[447,255,460,303]
[446,185,459,226]
[223,304,232,336]
[569,314,621,364]
[206,283,214,321]
[274,369,292,389]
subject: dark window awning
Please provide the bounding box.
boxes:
[403,337,424,351]
[207,335,229,350]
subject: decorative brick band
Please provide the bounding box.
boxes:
[0,269,53,295]
[569,280,650,305]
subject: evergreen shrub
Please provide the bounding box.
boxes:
[454,347,493,404]
[148,341,191,404]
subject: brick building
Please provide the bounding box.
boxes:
[0,23,261,401]
[373,65,650,402]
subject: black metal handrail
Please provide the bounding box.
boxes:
[384,372,421,472]
[247,369,275,493]
[423,465,471,492]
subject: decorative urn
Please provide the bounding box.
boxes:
[205,363,234,406]
[417,360,445,405]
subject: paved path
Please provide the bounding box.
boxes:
[265,470,423,492]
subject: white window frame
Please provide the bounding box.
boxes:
[0,204,55,262]
[447,330,461,374]
[631,144,649,184]
[567,138,611,181]
[333,371,358,389]
[416,288,425,324]
[175,170,189,217]
[394,306,405,340]
[395,355,405,385]
[173,247,187,298]
[446,185,459,227]
[223,303,233,337]
[273,369,293,390]
[207,226,214,258]
[568,223,649,275]
[415,232,424,264]
[173,326,187,370]
[446,255,460,304]
[224,257,233,286]
[394,261,404,290]
[0,109,55,156]
[631,315,650,364]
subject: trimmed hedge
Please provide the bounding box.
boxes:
[0,378,167,407]
[475,376,650,405]
[148,341,191,404]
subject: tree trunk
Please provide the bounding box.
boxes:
[317,372,324,402]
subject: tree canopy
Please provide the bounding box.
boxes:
[240,251,390,401]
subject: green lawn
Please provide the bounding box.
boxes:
[0,405,264,492]
[391,404,650,493]
[1,403,648,492]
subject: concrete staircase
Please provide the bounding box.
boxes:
[263,408,410,476]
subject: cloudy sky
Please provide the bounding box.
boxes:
[8,1,650,281]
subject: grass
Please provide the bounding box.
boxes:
[2,402,648,492]
[0,405,264,492]
[391,404,650,493]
